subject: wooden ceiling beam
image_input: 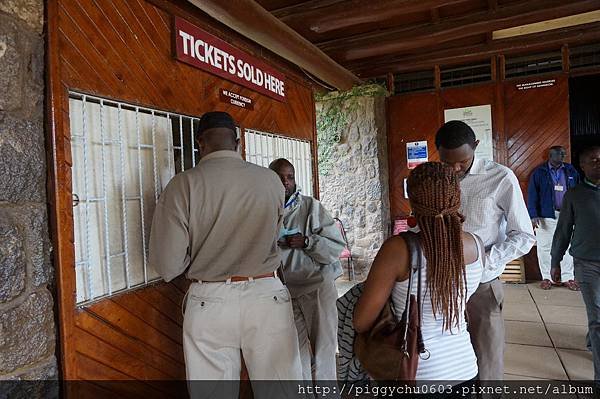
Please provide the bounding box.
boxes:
[319,0,600,61]
[279,0,472,34]
[349,22,600,77]
[187,0,361,90]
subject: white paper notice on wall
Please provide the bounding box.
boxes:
[444,104,494,161]
[406,140,428,169]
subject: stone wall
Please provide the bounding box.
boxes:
[317,91,390,278]
[0,0,58,386]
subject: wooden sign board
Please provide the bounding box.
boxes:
[174,17,286,102]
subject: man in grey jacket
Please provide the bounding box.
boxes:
[270,158,345,382]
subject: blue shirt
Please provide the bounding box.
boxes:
[548,162,567,210]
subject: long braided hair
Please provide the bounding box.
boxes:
[407,162,466,331]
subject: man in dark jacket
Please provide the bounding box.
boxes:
[527,146,580,290]
[551,145,600,383]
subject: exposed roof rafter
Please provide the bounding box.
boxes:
[349,22,600,77]
[187,0,362,90]
[318,0,600,62]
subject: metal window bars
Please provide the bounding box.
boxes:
[69,93,312,306]
[69,92,199,305]
[244,129,314,197]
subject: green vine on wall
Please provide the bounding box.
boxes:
[315,84,387,175]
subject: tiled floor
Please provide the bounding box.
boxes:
[336,280,593,380]
[504,283,593,380]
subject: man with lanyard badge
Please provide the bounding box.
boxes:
[528,146,580,290]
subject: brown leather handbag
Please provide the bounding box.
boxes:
[354,231,426,381]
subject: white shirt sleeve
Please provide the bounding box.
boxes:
[482,171,536,282]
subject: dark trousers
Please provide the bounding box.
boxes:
[574,258,600,382]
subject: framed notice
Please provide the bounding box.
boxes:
[444,104,493,161]
[406,141,428,169]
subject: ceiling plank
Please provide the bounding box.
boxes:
[349,22,600,77]
[280,0,472,34]
[271,0,346,18]
[319,0,600,61]
[256,0,301,11]
[431,7,441,23]
[492,9,600,39]
[186,0,361,90]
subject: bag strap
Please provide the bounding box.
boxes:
[398,232,421,352]
[415,242,426,355]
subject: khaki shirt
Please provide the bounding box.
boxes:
[149,150,284,282]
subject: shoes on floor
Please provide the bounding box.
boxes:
[564,280,580,291]
[540,279,552,290]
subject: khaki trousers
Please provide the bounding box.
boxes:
[466,278,505,381]
[183,277,302,398]
[292,279,339,382]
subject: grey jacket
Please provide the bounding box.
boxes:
[279,190,345,297]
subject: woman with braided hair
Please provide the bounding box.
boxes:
[354,162,483,383]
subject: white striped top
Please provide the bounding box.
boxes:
[391,234,482,383]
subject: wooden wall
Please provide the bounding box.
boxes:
[387,92,441,216]
[55,0,315,140]
[47,0,316,394]
[505,76,571,193]
[387,74,571,280]
[388,82,498,217]
[504,76,570,280]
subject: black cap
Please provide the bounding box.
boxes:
[197,111,236,135]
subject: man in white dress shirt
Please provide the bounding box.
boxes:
[435,120,536,380]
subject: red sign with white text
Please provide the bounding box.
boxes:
[174,17,286,102]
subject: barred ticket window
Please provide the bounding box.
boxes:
[244,129,314,197]
[69,92,202,305]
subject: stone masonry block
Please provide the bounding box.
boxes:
[0,0,44,34]
[0,204,52,297]
[0,290,56,374]
[11,204,52,287]
[0,15,23,112]
[0,112,46,202]
[3,356,59,399]
[0,209,26,303]
[22,35,44,118]
[11,355,58,379]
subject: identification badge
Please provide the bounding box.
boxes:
[554,185,564,192]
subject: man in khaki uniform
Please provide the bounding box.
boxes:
[269,158,345,383]
[149,112,302,398]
